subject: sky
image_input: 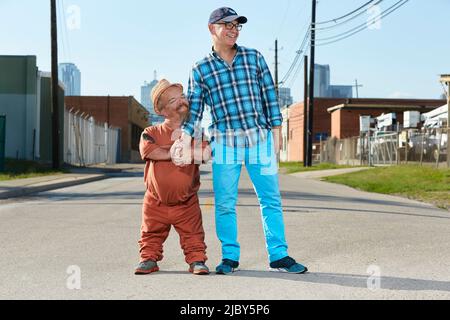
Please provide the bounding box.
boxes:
[1,0,449,106]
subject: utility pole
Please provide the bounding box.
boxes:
[354,79,363,98]
[307,0,317,167]
[303,55,309,167]
[275,39,279,99]
[50,0,60,169]
[440,74,450,167]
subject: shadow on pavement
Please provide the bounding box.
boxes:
[226,270,450,292]
[232,204,450,220]
[198,189,441,212]
[132,269,450,292]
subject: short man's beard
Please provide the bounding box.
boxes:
[180,110,191,123]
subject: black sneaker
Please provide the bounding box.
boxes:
[270,256,308,274]
[215,259,239,275]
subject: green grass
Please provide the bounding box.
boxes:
[0,159,66,181]
[279,162,358,174]
[323,165,450,210]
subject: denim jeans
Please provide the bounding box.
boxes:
[211,131,289,263]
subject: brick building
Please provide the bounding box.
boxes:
[283,98,446,162]
[283,98,347,162]
[65,96,150,163]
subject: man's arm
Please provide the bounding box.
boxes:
[145,145,171,161]
[182,66,205,137]
[173,65,205,167]
[257,51,283,128]
[140,130,171,161]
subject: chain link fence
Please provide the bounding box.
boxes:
[319,128,449,167]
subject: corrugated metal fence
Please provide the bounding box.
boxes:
[64,109,120,166]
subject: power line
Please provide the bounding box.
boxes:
[315,0,409,46]
[60,0,72,61]
[286,43,311,88]
[316,0,407,42]
[315,0,377,25]
[56,0,68,61]
[279,27,310,86]
[313,0,384,31]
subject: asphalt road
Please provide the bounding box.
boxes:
[1,165,450,300]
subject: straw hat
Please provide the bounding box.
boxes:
[151,79,183,115]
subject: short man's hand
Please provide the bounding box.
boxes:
[170,134,193,167]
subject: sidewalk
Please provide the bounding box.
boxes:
[0,164,368,201]
[290,167,372,179]
[0,163,144,200]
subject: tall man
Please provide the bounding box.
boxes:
[174,7,308,275]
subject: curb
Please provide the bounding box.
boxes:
[0,174,109,200]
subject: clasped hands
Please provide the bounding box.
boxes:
[170,134,212,167]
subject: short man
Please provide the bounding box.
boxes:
[173,7,308,274]
[135,79,210,276]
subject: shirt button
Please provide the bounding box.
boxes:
[233,82,237,86]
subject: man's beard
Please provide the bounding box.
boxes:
[180,110,191,123]
[177,104,191,123]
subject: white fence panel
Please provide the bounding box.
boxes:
[64,109,119,166]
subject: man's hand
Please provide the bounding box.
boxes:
[193,143,212,164]
[272,126,282,155]
[170,133,192,167]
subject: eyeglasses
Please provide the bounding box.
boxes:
[215,22,243,31]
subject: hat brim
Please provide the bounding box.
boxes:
[220,15,248,24]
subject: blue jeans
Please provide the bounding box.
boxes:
[211,131,289,263]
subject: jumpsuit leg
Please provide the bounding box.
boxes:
[171,195,208,265]
[138,194,171,263]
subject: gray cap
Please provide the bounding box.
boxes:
[209,7,248,24]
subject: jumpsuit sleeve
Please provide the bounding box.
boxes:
[139,127,160,161]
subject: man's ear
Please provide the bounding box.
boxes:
[208,23,216,35]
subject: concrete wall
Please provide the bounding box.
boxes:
[0,56,38,160]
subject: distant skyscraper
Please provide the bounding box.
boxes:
[314,64,330,97]
[278,87,293,107]
[58,63,81,96]
[313,64,354,98]
[330,85,353,98]
[141,71,164,124]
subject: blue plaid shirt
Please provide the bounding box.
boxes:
[183,45,283,147]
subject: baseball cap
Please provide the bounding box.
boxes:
[208,7,248,24]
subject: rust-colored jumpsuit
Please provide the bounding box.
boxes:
[138,123,207,265]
